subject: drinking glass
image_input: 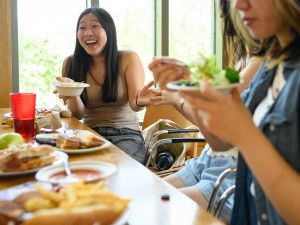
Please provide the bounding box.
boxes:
[10,93,36,142]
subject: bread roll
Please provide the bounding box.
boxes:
[23,204,125,225]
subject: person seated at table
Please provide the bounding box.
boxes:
[54,7,159,164]
[148,0,262,222]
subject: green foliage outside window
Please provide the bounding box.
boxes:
[19,39,63,107]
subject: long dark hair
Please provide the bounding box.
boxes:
[219,0,248,71]
[63,7,120,104]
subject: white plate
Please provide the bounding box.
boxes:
[35,130,111,155]
[167,81,241,95]
[35,161,117,184]
[4,107,51,119]
[0,151,67,177]
[3,112,12,119]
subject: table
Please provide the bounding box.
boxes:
[0,108,223,225]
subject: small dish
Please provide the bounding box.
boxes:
[35,161,117,184]
[166,81,241,96]
[53,81,90,96]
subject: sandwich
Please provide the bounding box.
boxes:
[56,133,105,149]
[0,143,55,172]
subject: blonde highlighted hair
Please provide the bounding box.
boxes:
[230,0,300,68]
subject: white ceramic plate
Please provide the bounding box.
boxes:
[35,130,111,155]
[167,81,241,95]
[3,112,12,119]
[35,161,117,184]
[0,151,67,177]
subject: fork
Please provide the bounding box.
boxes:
[64,129,78,137]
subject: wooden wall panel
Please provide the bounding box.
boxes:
[0,0,12,108]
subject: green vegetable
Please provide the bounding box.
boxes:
[225,67,240,83]
[187,54,240,87]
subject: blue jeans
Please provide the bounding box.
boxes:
[177,147,237,222]
[92,126,146,164]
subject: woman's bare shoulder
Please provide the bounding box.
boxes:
[121,50,139,59]
[120,50,142,66]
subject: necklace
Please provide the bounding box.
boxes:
[89,70,103,86]
[271,63,286,99]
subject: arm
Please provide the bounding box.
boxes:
[151,90,196,124]
[149,56,263,150]
[182,86,300,224]
[121,51,158,111]
[148,58,190,89]
[54,58,86,119]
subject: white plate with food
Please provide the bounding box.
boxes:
[35,130,111,155]
[3,107,51,120]
[167,81,241,95]
[0,151,67,177]
[35,160,117,184]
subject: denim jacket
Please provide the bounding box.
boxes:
[230,57,300,225]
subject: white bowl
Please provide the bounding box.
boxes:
[35,160,117,185]
[53,81,90,96]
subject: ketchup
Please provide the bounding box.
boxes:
[49,169,103,183]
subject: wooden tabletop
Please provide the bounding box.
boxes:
[0,108,223,225]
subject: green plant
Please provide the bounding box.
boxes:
[19,39,63,107]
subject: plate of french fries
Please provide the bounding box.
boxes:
[0,181,130,225]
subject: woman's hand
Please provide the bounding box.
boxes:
[150,90,180,106]
[135,80,161,107]
[53,77,76,103]
[148,57,190,89]
[180,84,256,146]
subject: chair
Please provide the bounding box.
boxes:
[142,105,206,175]
[207,167,237,219]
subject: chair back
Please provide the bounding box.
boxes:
[142,105,194,130]
[142,105,202,159]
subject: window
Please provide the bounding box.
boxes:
[169,0,212,62]
[97,0,155,83]
[17,0,86,107]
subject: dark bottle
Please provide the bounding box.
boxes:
[156,150,175,171]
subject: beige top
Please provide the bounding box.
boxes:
[83,71,140,131]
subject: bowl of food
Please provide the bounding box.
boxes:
[35,161,117,185]
[53,81,90,96]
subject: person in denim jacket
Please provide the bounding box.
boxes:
[151,0,300,224]
[177,0,300,224]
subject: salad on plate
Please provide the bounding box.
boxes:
[166,54,240,95]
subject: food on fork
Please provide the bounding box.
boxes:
[56,133,105,149]
[0,143,55,172]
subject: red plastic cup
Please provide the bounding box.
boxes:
[10,93,36,142]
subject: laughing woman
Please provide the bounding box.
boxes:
[54,8,157,163]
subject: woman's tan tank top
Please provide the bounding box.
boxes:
[83,71,140,131]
